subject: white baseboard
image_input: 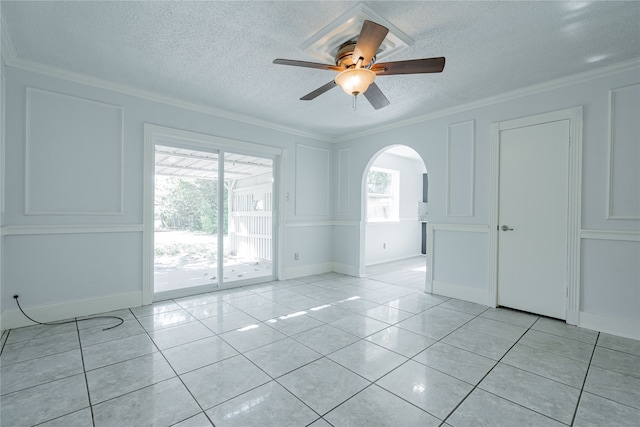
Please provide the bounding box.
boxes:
[365,254,425,267]
[579,311,640,340]
[2,291,142,330]
[432,280,489,306]
[282,263,334,280]
[332,262,359,277]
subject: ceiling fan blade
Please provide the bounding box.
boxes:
[300,80,338,100]
[363,82,390,110]
[352,20,389,67]
[273,59,342,72]
[373,57,446,75]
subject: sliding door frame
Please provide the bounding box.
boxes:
[143,124,285,305]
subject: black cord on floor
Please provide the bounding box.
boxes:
[13,295,124,331]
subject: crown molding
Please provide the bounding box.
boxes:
[0,30,331,143]
[334,57,640,143]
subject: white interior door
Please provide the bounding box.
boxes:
[497,119,570,319]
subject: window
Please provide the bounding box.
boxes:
[366,167,399,222]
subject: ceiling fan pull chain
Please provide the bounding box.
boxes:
[353,94,357,110]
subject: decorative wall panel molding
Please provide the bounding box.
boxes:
[580,229,640,242]
[446,120,475,217]
[3,231,142,320]
[580,238,639,335]
[337,148,350,216]
[295,144,330,216]
[367,218,419,225]
[1,224,143,236]
[426,222,489,299]
[608,84,640,220]
[428,223,488,233]
[286,220,358,227]
[25,87,123,215]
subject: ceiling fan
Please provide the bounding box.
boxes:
[273,20,445,110]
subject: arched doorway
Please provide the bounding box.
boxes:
[360,145,428,289]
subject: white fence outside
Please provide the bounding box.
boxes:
[228,186,272,261]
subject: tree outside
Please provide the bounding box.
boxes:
[155,176,227,234]
[154,176,228,290]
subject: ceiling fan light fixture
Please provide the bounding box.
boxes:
[335,68,376,96]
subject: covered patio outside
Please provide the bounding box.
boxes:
[154,145,274,295]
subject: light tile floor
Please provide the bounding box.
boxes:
[1,272,639,426]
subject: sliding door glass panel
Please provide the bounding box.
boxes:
[222,153,274,284]
[154,145,220,294]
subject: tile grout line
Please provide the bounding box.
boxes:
[69,295,521,425]
[8,272,635,426]
[0,329,11,354]
[170,295,323,422]
[276,298,459,423]
[438,309,535,425]
[275,293,470,422]
[209,330,326,422]
[307,301,536,424]
[440,314,595,426]
[569,331,600,426]
[196,301,343,421]
[130,307,217,426]
[0,332,83,367]
[169,281,417,422]
[79,308,213,423]
[0,328,11,356]
[5,283,385,423]
[15,331,90,427]
[283,297,468,423]
[0,353,84,399]
[75,318,97,427]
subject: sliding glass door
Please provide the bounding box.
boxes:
[153,144,275,299]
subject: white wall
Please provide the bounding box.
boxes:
[1,49,638,339]
[285,142,335,277]
[364,151,425,266]
[1,65,334,328]
[333,61,640,339]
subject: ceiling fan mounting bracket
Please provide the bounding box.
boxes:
[298,3,413,64]
[335,41,376,69]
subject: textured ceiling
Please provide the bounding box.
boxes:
[3,1,640,140]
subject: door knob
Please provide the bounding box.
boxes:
[501,225,514,231]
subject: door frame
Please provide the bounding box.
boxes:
[488,106,583,325]
[142,124,285,305]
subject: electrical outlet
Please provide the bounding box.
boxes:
[294,252,299,261]
[383,243,386,249]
